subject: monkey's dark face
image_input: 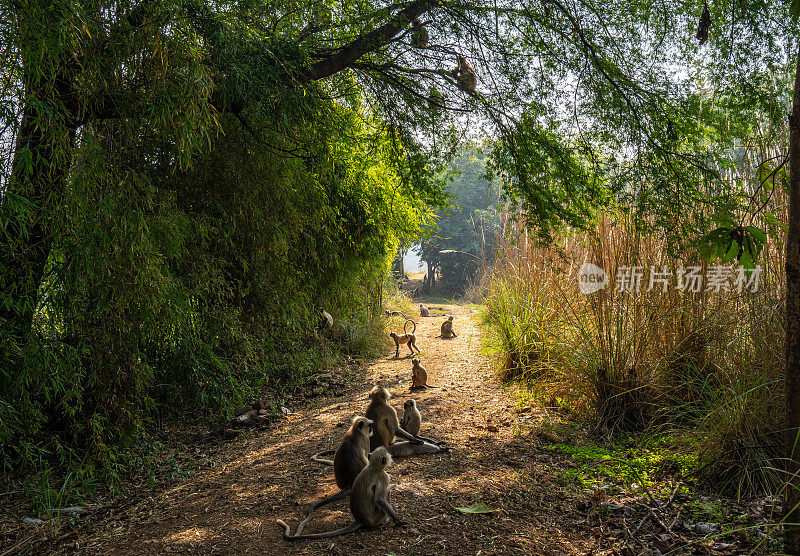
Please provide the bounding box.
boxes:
[355,417,373,437]
[362,419,373,435]
[412,358,419,365]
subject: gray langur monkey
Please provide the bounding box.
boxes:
[452,55,477,92]
[411,358,437,389]
[440,316,457,338]
[400,398,441,446]
[419,303,430,317]
[365,386,449,457]
[301,417,373,535]
[277,447,406,540]
[428,86,446,110]
[400,399,421,436]
[410,17,429,48]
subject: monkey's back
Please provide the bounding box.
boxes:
[365,402,397,451]
[333,432,369,490]
[350,467,388,527]
[412,364,428,388]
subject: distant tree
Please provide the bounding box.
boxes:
[419,145,500,294]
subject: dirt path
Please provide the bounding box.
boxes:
[47,304,604,555]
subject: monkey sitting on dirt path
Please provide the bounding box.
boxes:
[302,416,373,535]
[277,447,406,540]
[366,386,449,457]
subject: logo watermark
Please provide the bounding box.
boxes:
[577,264,762,294]
[578,262,608,294]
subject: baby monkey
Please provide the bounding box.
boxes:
[400,398,442,446]
[400,399,421,436]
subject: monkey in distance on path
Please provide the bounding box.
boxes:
[365,386,449,457]
[419,303,429,317]
[410,358,437,389]
[277,447,406,540]
[390,331,419,358]
[302,417,373,535]
[439,316,457,338]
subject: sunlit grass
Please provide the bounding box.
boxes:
[481,212,785,496]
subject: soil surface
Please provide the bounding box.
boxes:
[2,303,774,555]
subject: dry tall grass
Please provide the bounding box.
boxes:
[481,210,786,495]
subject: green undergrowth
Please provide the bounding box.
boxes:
[544,437,698,496]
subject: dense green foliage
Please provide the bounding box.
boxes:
[0,1,436,497]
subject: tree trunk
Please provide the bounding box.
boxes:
[426,259,434,290]
[785,42,800,555]
[0,79,76,359]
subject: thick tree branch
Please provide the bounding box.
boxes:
[299,0,434,82]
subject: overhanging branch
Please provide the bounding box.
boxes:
[299,0,435,82]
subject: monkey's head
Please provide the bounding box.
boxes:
[412,358,420,366]
[404,399,416,410]
[448,316,454,321]
[369,385,391,402]
[369,446,393,469]
[389,332,398,340]
[351,416,373,437]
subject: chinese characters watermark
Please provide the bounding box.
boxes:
[579,264,761,294]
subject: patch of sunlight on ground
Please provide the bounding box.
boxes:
[163,526,213,543]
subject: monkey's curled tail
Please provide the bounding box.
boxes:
[403,319,417,335]
[310,449,335,465]
[277,519,363,540]
[294,489,350,536]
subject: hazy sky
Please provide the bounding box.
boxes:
[403,246,425,272]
